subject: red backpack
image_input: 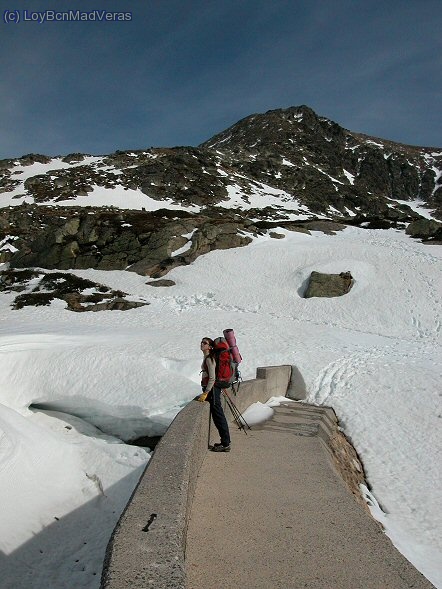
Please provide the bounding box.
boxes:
[213,337,239,388]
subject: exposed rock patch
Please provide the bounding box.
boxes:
[0,269,148,312]
[301,220,347,234]
[146,279,176,287]
[304,271,353,298]
[406,218,442,241]
[1,205,259,277]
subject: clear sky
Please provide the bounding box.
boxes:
[1,0,441,159]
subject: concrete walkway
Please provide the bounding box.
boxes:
[185,402,434,589]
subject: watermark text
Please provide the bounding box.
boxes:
[3,9,132,24]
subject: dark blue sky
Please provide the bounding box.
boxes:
[1,0,441,158]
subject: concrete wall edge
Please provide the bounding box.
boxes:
[100,364,293,589]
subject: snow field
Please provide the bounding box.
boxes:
[0,226,441,588]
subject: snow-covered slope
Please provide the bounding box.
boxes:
[0,226,441,588]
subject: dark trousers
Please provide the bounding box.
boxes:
[208,386,231,447]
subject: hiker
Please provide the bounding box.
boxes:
[198,337,231,452]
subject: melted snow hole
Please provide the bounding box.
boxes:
[29,399,170,448]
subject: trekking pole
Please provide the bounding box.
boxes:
[228,398,251,433]
[221,391,242,427]
[223,393,245,432]
[223,390,252,432]
[207,405,212,449]
[229,395,251,431]
[224,388,249,424]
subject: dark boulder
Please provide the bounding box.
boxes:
[146,279,176,287]
[405,218,442,240]
[304,271,353,298]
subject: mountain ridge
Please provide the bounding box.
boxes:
[1,105,441,275]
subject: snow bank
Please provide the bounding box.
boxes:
[0,226,441,588]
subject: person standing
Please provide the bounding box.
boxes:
[198,337,231,452]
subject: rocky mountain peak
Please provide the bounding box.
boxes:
[199,105,441,217]
[200,104,329,153]
[0,105,441,278]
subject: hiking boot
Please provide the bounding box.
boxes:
[211,444,231,452]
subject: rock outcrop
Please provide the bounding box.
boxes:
[304,271,353,298]
[405,218,442,241]
[0,269,148,312]
[2,206,257,276]
[146,279,176,287]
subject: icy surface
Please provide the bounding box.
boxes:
[0,226,441,587]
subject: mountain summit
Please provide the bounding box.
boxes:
[201,105,441,216]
